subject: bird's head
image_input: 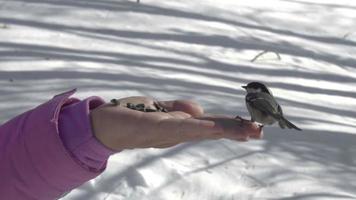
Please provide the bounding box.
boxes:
[242,82,272,95]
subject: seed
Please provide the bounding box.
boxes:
[145,108,158,112]
[126,103,135,109]
[111,99,120,106]
[135,104,145,109]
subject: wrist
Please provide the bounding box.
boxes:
[90,104,123,151]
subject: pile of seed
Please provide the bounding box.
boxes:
[111,99,168,113]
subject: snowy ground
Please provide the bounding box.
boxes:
[1,0,356,199]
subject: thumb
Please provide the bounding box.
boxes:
[157,100,204,117]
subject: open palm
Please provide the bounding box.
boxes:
[90,97,263,151]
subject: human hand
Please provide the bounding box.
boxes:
[90,96,263,151]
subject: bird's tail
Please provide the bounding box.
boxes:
[279,117,302,131]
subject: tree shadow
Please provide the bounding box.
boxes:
[281,0,356,10]
[7,0,356,48]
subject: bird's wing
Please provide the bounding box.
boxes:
[246,93,282,120]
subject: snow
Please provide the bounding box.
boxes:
[1,0,356,199]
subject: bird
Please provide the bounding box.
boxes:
[241,82,302,131]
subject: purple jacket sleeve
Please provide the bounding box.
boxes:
[0,89,112,200]
[58,95,115,171]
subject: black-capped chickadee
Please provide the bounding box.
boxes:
[242,82,302,131]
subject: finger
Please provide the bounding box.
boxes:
[247,123,264,139]
[195,116,243,140]
[179,118,222,141]
[197,115,263,141]
[156,117,221,143]
[234,116,263,139]
[166,111,192,119]
[158,100,204,117]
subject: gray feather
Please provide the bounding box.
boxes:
[280,117,302,131]
[246,92,302,131]
[246,93,281,120]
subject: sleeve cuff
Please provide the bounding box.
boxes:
[58,95,116,171]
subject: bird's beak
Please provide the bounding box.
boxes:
[242,86,247,89]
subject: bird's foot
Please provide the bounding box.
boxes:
[235,116,252,127]
[257,124,264,131]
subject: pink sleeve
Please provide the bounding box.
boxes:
[0,89,113,200]
[58,95,115,171]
